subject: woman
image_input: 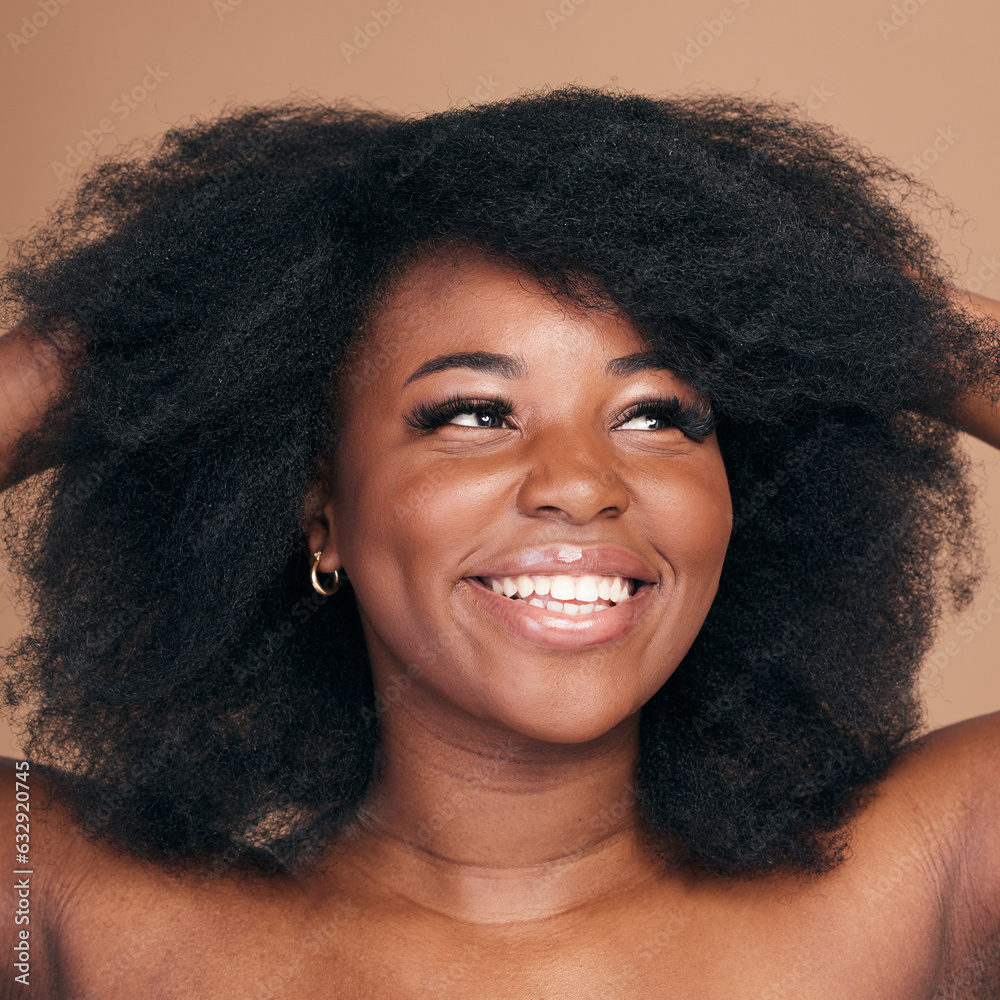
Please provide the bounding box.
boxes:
[1,86,998,997]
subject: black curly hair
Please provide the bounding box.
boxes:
[2,85,998,881]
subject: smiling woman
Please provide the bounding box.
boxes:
[0,86,999,996]
[316,249,732,745]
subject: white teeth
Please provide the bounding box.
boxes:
[486,573,640,607]
[563,604,580,615]
[528,597,545,608]
[578,604,594,614]
[594,603,609,611]
[545,600,563,612]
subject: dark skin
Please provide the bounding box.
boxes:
[2,249,1000,998]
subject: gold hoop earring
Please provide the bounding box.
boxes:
[311,550,340,596]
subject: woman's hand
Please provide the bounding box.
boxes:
[0,324,81,491]
[948,287,1000,450]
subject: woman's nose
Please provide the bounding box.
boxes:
[515,429,631,524]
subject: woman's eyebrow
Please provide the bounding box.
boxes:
[401,350,681,386]
[606,351,676,378]
[403,351,528,385]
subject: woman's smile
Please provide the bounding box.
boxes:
[460,542,659,648]
[463,571,656,648]
[319,243,733,743]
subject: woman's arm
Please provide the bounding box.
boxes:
[0,325,79,491]
[949,289,1000,449]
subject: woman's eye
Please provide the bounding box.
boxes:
[404,394,516,432]
[449,409,507,428]
[612,395,715,438]
[617,412,674,431]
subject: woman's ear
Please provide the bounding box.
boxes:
[300,458,342,572]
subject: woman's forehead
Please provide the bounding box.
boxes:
[338,250,709,410]
[364,246,649,359]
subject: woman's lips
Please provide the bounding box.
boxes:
[463,575,655,650]
[472,544,658,584]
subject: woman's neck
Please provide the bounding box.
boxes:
[324,697,667,924]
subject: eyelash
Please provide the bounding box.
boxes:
[404,393,718,441]
[614,395,718,440]
[405,393,514,432]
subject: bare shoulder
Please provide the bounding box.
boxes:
[0,754,82,997]
[882,712,1000,985]
[889,711,1000,871]
[0,754,203,996]
[0,753,100,877]
[0,756,313,998]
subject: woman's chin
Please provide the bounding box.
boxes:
[477,691,644,747]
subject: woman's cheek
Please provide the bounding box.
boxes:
[386,458,509,540]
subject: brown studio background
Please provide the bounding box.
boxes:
[1,0,998,756]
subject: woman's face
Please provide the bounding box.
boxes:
[311,249,732,745]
